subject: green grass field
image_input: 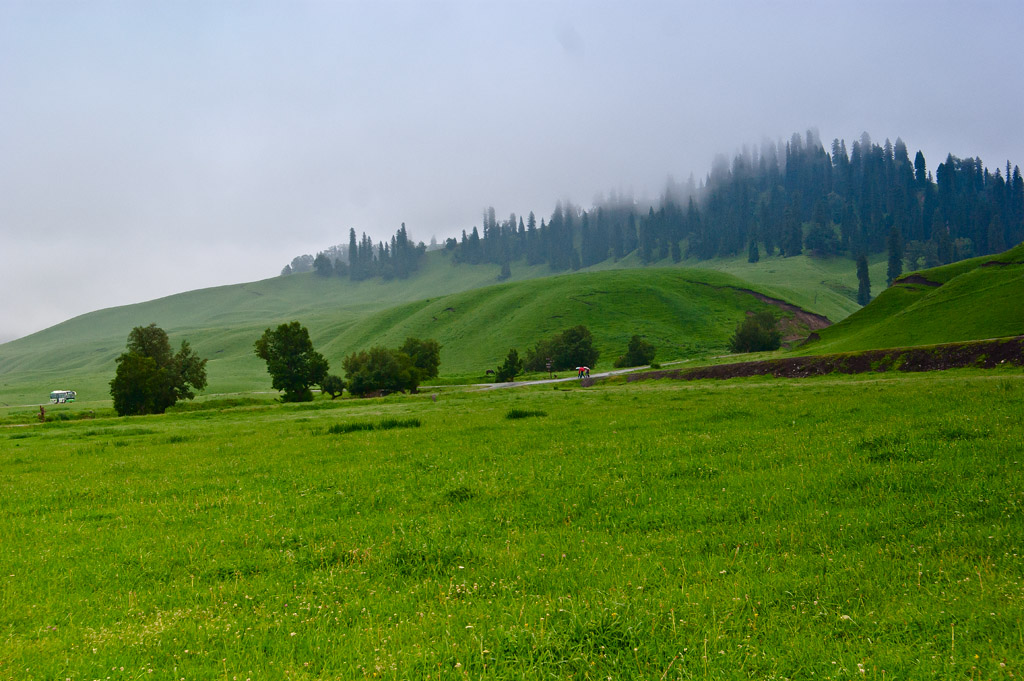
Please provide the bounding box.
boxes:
[2,370,1022,679]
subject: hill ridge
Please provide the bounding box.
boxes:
[799,242,1024,354]
[0,266,823,406]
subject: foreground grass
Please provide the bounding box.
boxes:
[1,371,1023,679]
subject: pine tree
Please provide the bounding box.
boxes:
[886,225,904,286]
[611,221,624,260]
[856,254,871,305]
[782,203,803,256]
[747,236,760,263]
[987,215,1006,254]
[936,222,953,264]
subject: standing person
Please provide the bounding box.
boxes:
[576,366,583,379]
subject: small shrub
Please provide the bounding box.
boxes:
[506,409,547,420]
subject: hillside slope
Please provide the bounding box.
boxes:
[0,267,814,406]
[799,242,1024,354]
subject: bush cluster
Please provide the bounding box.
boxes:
[729,311,782,353]
[613,335,656,368]
[343,338,440,397]
[524,325,599,372]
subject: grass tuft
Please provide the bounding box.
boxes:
[327,417,420,434]
[378,417,421,430]
[506,408,547,419]
[856,432,917,462]
[444,486,476,503]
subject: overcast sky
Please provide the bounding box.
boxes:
[2,1,1022,342]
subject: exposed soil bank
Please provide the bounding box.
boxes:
[625,336,1024,382]
[703,284,832,342]
[896,274,942,287]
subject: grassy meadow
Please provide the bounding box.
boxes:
[2,370,1023,679]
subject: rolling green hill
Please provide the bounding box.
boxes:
[799,242,1024,354]
[0,266,814,406]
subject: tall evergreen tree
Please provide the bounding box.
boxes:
[747,236,760,263]
[782,202,803,256]
[856,254,871,305]
[886,225,904,286]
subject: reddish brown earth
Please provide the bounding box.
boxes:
[710,285,831,342]
[896,274,942,287]
[625,335,1024,383]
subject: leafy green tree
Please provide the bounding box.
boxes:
[728,311,782,353]
[110,324,207,416]
[494,348,523,382]
[399,337,442,380]
[320,375,345,399]
[614,335,656,367]
[856,254,872,305]
[254,322,329,402]
[343,347,419,397]
[525,325,599,372]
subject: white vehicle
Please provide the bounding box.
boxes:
[49,390,76,404]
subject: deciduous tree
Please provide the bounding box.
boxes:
[254,322,329,402]
[525,325,599,372]
[399,337,441,380]
[110,324,207,416]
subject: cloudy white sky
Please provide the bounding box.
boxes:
[2,1,1022,342]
